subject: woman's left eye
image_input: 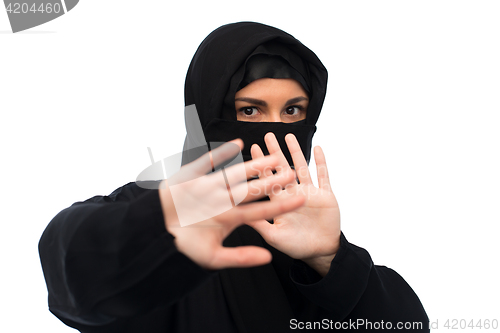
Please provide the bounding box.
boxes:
[284,106,302,115]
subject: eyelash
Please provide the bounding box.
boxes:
[238,105,305,117]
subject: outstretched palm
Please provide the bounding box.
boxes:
[247,133,341,263]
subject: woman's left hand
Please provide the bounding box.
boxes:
[247,133,341,277]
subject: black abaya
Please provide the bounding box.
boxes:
[40,182,428,332]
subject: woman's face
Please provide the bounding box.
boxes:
[235,78,308,123]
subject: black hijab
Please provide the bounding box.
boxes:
[182,22,328,332]
[182,21,327,166]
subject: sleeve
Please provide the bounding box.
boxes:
[289,233,429,331]
[38,182,213,328]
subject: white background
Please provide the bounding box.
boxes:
[1,1,499,331]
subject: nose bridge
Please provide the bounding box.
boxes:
[268,107,282,122]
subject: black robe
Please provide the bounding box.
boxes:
[39,22,429,332]
[39,182,428,332]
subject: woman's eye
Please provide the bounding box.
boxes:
[241,107,259,116]
[285,106,302,116]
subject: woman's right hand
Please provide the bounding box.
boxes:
[158,139,305,270]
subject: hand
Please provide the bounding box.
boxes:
[158,139,306,270]
[246,133,341,276]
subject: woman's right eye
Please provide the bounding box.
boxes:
[240,107,259,116]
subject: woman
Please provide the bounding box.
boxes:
[39,22,428,332]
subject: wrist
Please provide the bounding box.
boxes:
[302,253,336,278]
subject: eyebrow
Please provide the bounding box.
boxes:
[285,96,309,105]
[234,96,308,106]
[234,97,267,106]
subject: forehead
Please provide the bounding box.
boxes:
[235,78,308,97]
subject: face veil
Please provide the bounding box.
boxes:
[182,21,328,166]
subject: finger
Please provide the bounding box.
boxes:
[220,193,305,225]
[285,133,313,185]
[245,219,274,241]
[314,146,332,192]
[209,139,244,170]
[231,167,296,203]
[210,246,272,269]
[251,143,265,159]
[251,144,273,178]
[187,139,243,176]
[222,153,280,186]
[264,132,291,174]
